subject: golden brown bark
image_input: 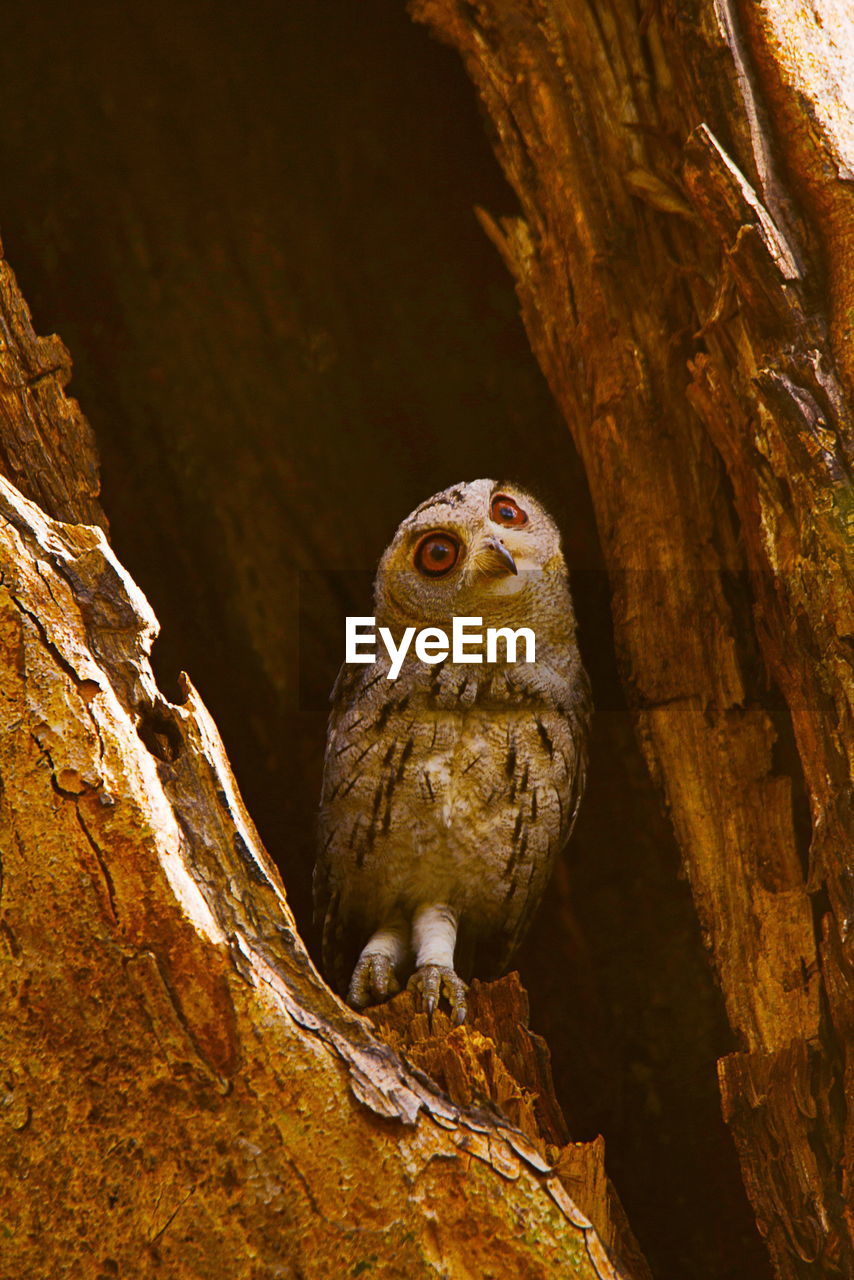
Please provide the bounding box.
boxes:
[0,237,105,530]
[1,2,851,1275]
[410,2,853,1276]
[368,976,651,1280]
[0,248,631,1277]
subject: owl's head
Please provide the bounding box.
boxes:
[375,479,570,632]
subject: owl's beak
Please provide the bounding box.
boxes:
[474,535,517,577]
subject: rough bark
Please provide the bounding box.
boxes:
[410,2,853,1277]
[0,236,105,531]
[0,250,631,1278]
[368,976,651,1280]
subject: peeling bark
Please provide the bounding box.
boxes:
[410,2,853,1276]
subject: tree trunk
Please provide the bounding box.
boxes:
[409,2,854,1277]
[0,2,851,1277]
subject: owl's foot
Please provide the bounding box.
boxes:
[408,965,468,1025]
[347,952,401,1009]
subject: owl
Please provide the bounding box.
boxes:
[314,479,591,1023]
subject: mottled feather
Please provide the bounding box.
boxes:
[314,479,590,1016]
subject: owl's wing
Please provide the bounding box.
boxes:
[313,663,361,992]
[484,699,590,979]
[314,658,412,992]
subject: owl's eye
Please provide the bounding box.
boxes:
[491,494,528,527]
[414,531,460,577]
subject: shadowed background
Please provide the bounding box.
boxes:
[0,3,770,1276]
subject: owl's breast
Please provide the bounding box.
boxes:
[318,660,585,940]
[419,712,513,831]
[400,699,576,917]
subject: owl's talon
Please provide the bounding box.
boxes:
[347,953,401,1009]
[408,964,468,1024]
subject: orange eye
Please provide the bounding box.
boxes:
[491,494,528,527]
[414,532,460,577]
